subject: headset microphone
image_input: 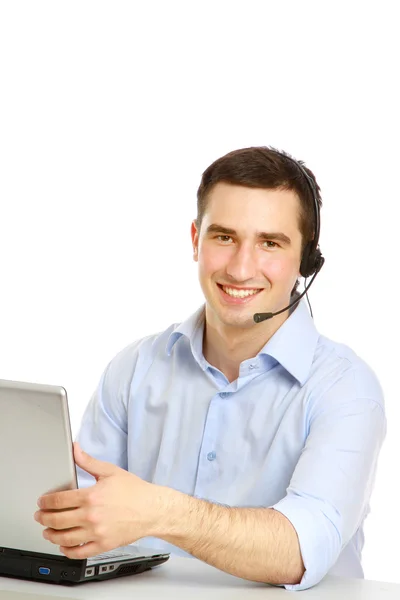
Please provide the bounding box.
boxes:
[253,150,325,324]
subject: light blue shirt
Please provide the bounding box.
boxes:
[76,300,386,591]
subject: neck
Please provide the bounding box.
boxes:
[203,308,289,383]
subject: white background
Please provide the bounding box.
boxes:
[0,0,399,585]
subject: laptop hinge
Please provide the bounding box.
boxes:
[0,547,81,564]
[0,548,23,557]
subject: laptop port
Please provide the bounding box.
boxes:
[85,567,95,577]
[38,567,51,575]
[99,564,116,574]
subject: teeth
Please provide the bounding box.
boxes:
[222,286,261,298]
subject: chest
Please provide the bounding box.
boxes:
[126,363,310,506]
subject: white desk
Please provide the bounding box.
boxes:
[1,556,400,599]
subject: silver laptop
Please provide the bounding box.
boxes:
[0,379,169,584]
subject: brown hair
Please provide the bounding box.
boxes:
[196,146,322,253]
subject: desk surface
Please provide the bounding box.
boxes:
[1,556,400,599]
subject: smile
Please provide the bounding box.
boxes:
[218,285,263,299]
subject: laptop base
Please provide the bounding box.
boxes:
[0,547,169,584]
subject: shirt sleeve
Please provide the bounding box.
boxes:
[75,339,145,488]
[271,364,386,591]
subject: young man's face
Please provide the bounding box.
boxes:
[191,183,303,330]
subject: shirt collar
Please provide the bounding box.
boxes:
[258,300,319,385]
[166,305,205,357]
[166,300,319,386]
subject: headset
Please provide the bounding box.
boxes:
[253,151,325,324]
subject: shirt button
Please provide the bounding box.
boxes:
[249,364,257,370]
[207,451,216,461]
[220,392,229,398]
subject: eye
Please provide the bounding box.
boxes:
[216,235,233,243]
[262,240,279,248]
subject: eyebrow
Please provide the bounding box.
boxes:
[205,224,292,245]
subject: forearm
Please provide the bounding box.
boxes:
[153,487,305,585]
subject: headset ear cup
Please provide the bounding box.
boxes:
[300,242,313,278]
[300,245,324,278]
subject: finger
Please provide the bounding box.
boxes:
[35,507,86,530]
[38,488,89,511]
[43,526,87,548]
[73,443,115,480]
[60,541,101,560]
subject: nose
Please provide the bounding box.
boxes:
[225,242,257,283]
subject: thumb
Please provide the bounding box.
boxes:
[73,442,115,480]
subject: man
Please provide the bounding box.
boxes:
[34,147,386,591]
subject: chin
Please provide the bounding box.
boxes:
[205,288,267,328]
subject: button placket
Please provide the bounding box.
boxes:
[194,393,221,497]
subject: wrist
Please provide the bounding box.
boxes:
[147,484,185,538]
[150,484,194,542]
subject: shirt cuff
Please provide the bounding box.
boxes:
[271,495,342,591]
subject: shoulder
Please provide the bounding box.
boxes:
[310,334,384,409]
[105,322,179,383]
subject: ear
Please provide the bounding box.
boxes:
[191,220,199,262]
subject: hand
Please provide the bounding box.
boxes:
[34,443,167,559]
